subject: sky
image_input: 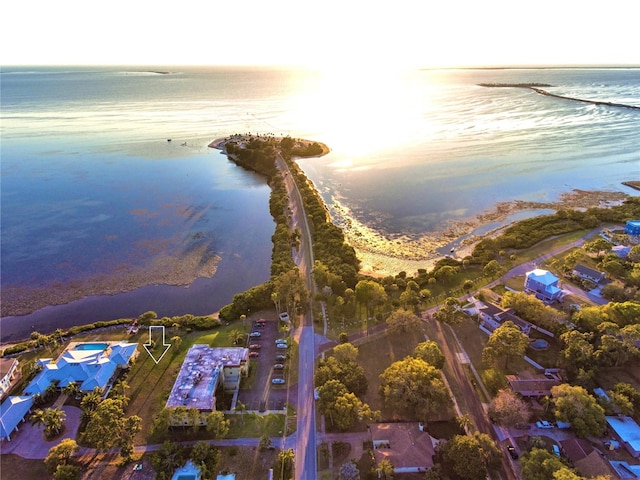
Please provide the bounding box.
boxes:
[2,0,640,70]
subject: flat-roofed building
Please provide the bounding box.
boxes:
[607,416,640,458]
[166,345,248,416]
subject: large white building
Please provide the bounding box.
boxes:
[166,345,249,421]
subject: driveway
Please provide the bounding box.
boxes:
[0,405,82,459]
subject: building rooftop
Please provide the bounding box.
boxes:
[526,269,559,285]
[166,345,248,411]
[369,423,434,471]
[607,416,640,453]
[0,396,34,440]
[24,341,137,396]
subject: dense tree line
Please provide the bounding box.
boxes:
[470,197,640,266]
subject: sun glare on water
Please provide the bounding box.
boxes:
[291,67,428,163]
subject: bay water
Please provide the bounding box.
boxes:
[1,66,639,341]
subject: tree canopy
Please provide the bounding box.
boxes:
[379,356,451,419]
[482,320,529,370]
[551,384,606,438]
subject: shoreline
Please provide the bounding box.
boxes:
[0,132,633,320]
[348,188,630,277]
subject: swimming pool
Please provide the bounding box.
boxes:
[73,343,109,351]
[530,339,550,350]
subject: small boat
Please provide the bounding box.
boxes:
[167,139,172,142]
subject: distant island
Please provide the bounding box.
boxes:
[479,83,640,111]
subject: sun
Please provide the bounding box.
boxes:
[289,67,427,161]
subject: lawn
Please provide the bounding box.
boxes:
[355,328,426,417]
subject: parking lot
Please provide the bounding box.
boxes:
[237,316,294,412]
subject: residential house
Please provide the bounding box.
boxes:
[624,220,640,236]
[0,358,19,400]
[612,245,631,258]
[24,341,138,397]
[0,396,34,441]
[560,438,617,479]
[609,460,640,479]
[171,460,202,480]
[524,269,563,303]
[573,264,606,284]
[607,416,640,458]
[506,374,560,398]
[369,422,435,474]
[473,300,532,335]
[166,345,249,424]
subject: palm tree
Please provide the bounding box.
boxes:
[229,329,245,346]
[62,382,80,399]
[32,407,66,438]
[235,401,247,426]
[43,408,66,437]
[30,409,47,430]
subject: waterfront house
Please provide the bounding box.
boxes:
[572,264,606,284]
[524,269,563,303]
[0,358,19,400]
[606,416,640,458]
[166,345,248,424]
[24,341,138,397]
[0,395,34,441]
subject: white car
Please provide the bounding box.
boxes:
[249,331,261,337]
[536,420,554,429]
[271,378,285,385]
[276,343,288,349]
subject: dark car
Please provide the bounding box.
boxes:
[507,445,518,460]
[275,354,286,361]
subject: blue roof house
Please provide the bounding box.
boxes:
[0,396,34,441]
[24,341,138,397]
[606,416,640,458]
[625,220,640,236]
[524,269,563,303]
[171,460,202,480]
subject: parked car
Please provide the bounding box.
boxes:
[271,378,285,385]
[536,420,554,429]
[275,338,288,344]
[273,364,284,370]
[249,344,261,349]
[249,351,260,358]
[275,354,286,361]
[552,445,561,457]
[276,343,288,349]
[507,445,518,460]
[249,331,261,337]
[279,312,290,322]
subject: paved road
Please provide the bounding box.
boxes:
[276,153,319,480]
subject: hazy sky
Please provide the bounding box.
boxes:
[2,0,639,70]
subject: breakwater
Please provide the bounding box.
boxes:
[479,83,640,111]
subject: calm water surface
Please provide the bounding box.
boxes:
[1,66,639,341]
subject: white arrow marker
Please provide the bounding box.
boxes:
[143,325,171,364]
